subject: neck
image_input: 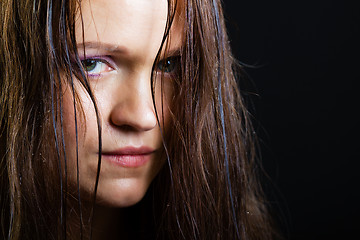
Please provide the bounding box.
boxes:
[90,206,128,240]
[66,199,151,240]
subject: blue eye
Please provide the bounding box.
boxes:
[81,58,113,76]
[157,56,180,74]
[82,59,97,72]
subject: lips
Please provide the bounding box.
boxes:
[101,146,155,167]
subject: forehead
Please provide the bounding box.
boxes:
[76,0,183,59]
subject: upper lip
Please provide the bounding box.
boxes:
[101,146,156,155]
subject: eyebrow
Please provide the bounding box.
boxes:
[76,41,129,55]
[77,41,182,58]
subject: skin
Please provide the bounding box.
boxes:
[63,0,182,213]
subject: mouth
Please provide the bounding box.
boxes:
[101,146,156,168]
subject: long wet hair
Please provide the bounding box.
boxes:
[0,0,274,239]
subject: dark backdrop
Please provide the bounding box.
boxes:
[224,0,360,239]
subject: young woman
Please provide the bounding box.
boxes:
[0,0,274,239]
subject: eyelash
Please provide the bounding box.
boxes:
[80,55,181,78]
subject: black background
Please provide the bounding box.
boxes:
[224,0,360,239]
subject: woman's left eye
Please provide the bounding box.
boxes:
[81,59,113,76]
[156,56,180,74]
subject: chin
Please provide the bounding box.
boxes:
[94,177,151,208]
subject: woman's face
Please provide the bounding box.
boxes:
[63,0,182,207]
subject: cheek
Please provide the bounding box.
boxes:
[62,85,77,149]
[61,83,97,186]
[154,77,174,128]
[62,81,98,140]
[61,85,81,180]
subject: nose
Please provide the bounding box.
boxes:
[109,73,157,132]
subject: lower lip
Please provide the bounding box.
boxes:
[102,154,151,168]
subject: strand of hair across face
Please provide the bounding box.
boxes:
[59,1,78,239]
[65,15,85,240]
[69,5,104,239]
[150,0,186,238]
[46,1,67,239]
[57,67,69,240]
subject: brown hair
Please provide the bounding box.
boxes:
[1,0,274,239]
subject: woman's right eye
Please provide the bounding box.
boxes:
[81,58,113,77]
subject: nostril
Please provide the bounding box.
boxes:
[109,104,158,132]
[115,124,137,132]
